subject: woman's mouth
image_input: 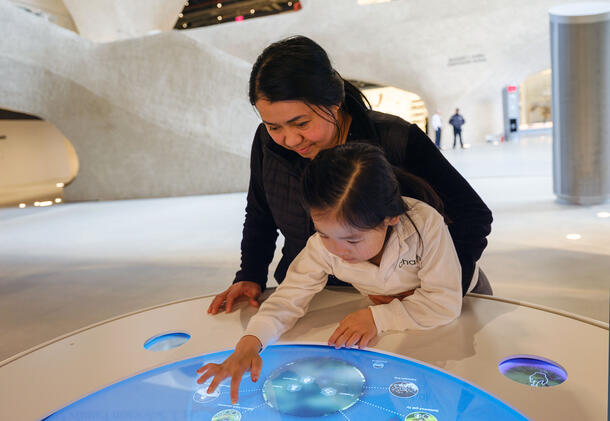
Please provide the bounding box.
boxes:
[296,145,311,155]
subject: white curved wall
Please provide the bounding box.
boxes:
[0,0,259,201]
[62,0,185,42]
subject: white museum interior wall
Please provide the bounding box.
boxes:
[7,0,76,31]
[0,120,78,207]
[0,0,259,202]
[0,0,597,201]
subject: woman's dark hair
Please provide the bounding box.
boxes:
[301,143,445,232]
[249,36,372,140]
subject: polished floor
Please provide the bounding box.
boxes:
[1,134,608,362]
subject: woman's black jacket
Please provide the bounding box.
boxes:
[232,110,492,295]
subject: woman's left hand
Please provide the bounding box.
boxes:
[328,308,377,349]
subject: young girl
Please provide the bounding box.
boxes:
[197,143,462,404]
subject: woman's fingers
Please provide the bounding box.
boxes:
[224,287,243,313]
[207,290,229,314]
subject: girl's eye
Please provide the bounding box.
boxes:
[296,121,309,128]
[267,126,279,132]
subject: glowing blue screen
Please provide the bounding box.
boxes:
[45,344,527,420]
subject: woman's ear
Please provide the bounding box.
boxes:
[385,216,400,226]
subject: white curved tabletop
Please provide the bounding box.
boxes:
[0,289,607,420]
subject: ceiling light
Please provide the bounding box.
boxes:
[178,13,183,18]
[34,201,40,206]
[56,182,64,188]
[217,15,222,21]
[566,233,581,240]
[597,211,610,218]
[288,1,292,5]
[38,201,53,207]
[182,22,187,28]
[250,8,255,14]
[55,198,62,203]
[18,203,26,208]
[217,2,222,8]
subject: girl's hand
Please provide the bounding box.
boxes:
[196,335,263,404]
[328,308,377,349]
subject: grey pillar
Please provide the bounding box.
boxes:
[550,3,610,205]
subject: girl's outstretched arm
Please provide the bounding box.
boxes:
[196,335,263,404]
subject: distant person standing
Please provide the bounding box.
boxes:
[431,111,442,148]
[449,108,465,149]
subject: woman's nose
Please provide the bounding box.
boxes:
[283,130,302,147]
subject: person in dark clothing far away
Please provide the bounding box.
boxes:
[207,36,493,316]
[449,108,465,149]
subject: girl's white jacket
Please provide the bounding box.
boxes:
[244,197,462,348]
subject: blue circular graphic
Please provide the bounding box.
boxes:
[262,357,366,416]
[499,356,567,387]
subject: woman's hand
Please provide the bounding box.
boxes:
[207,281,262,314]
[196,335,263,404]
[368,289,415,305]
[328,308,377,349]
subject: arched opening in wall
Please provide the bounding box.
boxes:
[350,81,429,134]
[520,69,552,129]
[0,108,79,208]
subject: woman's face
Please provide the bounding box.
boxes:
[255,99,340,159]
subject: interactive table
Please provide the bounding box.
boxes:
[0,289,607,420]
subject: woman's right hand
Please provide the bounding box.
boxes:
[207,281,262,314]
[196,335,263,404]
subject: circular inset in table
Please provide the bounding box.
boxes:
[405,412,438,421]
[143,331,190,351]
[211,408,241,420]
[389,381,419,398]
[262,357,366,417]
[499,356,567,387]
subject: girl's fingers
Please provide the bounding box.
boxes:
[251,356,263,383]
[206,371,228,394]
[328,325,348,346]
[230,371,244,404]
[359,332,376,349]
[333,329,352,349]
[346,331,362,348]
[197,367,216,385]
[196,362,214,374]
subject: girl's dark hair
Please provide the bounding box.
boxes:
[249,36,372,139]
[302,143,445,231]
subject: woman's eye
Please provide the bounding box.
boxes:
[267,126,279,132]
[296,121,309,128]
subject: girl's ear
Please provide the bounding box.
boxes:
[386,216,400,226]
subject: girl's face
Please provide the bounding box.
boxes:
[311,210,399,264]
[255,99,340,159]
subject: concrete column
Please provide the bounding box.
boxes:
[550,3,610,205]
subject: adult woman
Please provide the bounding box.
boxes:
[208,36,492,315]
